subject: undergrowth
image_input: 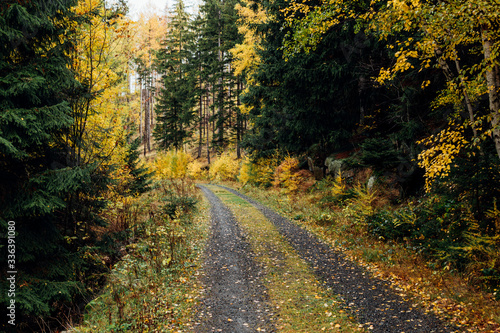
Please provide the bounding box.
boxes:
[71,179,208,332]
[233,178,500,332]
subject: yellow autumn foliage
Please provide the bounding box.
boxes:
[331,171,346,198]
[273,156,300,193]
[238,156,253,185]
[273,156,315,194]
[240,155,281,187]
[187,159,207,180]
[417,120,469,192]
[209,151,241,181]
[153,150,192,180]
[71,0,139,200]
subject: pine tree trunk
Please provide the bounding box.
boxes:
[236,78,241,159]
[198,82,203,158]
[139,81,143,139]
[144,88,150,156]
[151,72,155,130]
[481,26,500,159]
[217,5,224,150]
[206,92,211,164]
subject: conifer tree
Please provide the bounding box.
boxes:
[0,0,84,327]
[241,0,362,159]
[154,0,197,150]
[198,0,241,153]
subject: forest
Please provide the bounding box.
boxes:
[1,0,499,331]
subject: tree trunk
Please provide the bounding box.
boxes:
[139,78,143,139]
[481,25,500,159]
[144,88,150,156]
[435,47,478,139]
[198,81,203,158]
[453,55,477,139]
[217,5,224,150]
[236,77,241,159]
[206,93,211,164]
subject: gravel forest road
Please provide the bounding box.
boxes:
[193,186,275,332]
[193,185,460,333]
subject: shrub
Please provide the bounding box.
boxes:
[366,206,416,241]
[365,194,500,290]
[330,172,357,205]
[187,159,207,180]
[273,156,314,194]
[250,157,279,187]
[238,156,253,185]
[209,151,241,181]
[153,150,192,180]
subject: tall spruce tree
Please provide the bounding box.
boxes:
[241,0,361,159]
[0,0,88,329]
[154,0,197,151]
[198,0,241,153]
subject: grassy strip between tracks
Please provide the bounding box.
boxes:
[208,185,367,332]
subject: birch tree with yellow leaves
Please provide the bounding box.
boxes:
[370,0,500,188]
[66,0,150,227]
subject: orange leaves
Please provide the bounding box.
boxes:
[273,156,314,194]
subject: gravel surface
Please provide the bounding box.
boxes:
[219,185,461,333]
[193,185,275,333]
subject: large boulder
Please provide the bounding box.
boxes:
[307,157,324,180]
[325,156,355,178]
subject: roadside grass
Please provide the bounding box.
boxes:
[71,180,210,333]
[230,182,500,333]
[208,185,366,332]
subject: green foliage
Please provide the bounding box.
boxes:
[0,0,88,329]
[366,194,500,290]
[319,174,357,207]
[158,180,199,219]
[354,137,401,172]
[194,0,243,152]
[432,143,500,234]
[0,1,149,330]
[74,180,202,332]
[125,135,153,195]
[241,3,359,158]
[154,0,197,151]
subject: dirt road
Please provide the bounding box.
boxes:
[193,185,459,333]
